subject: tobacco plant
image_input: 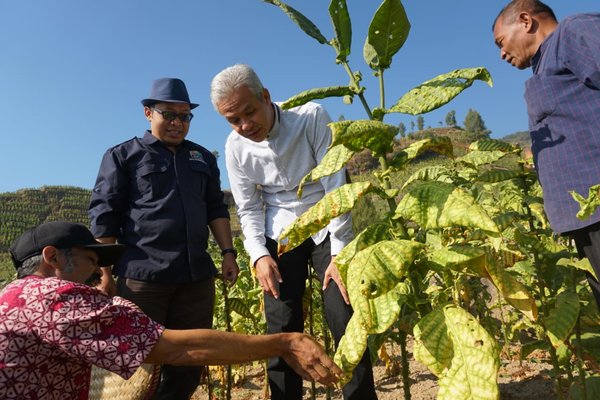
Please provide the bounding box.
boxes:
[262,0,600,399]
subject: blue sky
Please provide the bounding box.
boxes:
[1,1,596,193]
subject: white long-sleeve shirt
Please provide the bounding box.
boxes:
[225,102,353,264]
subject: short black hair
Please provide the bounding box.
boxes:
[493,0,557,31]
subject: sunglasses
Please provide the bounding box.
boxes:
[152,108,194,122]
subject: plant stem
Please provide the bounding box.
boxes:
[398,330,412,400]
[341,62,373,119]
[221,280,233,400]
[520,164,565,399]
[379,69,386,110]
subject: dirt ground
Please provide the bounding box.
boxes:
[191,347,556,400]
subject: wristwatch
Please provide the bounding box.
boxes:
[221,248,238,258]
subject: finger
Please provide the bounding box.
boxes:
[285,359,313,382]
[272,265,283,283]
[267,275,280,299]
[319,356,343,377]
[259,275,276,298]
[335,278,350,305]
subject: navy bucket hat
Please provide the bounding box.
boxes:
[141,78,199,109]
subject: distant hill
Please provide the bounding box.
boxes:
[500,130,531,149]
[346,126,530,175]
[0,186,238,284]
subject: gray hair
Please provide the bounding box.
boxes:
[210,64,265,110]
[17,255,43,278]
[17,248,75,278]
[493,0,557,30]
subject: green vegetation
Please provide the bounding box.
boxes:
[0,186,92,284]
[262,0,599,399]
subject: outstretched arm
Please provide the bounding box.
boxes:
[145,329,341,385]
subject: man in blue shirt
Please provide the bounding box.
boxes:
[89,78,239,399]
[493,1,600,305]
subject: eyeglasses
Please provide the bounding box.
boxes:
[152,108,194,122]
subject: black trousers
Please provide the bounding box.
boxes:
[264,236,377,400]
[117,277,215,400]
[568,221,600,308]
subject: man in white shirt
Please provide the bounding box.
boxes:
[210,64,377,400]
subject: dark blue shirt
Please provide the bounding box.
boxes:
[525,13,600,234]
[89,131,229,283]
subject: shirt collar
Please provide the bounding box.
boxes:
[265,103,281,141]
[531,30,554,74]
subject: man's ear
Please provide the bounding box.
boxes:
[262,88,271,104]
[144,106,153,121]
[518,12,536,33]
[41,246,61,268]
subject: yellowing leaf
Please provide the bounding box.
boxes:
[436,306,500,400]
[486,261,538,321]
[335,222,391,281]
[394,181,499,233]
[387,68,493,115]
[297,145,355,198]
[413,308,453,376]
[427,245,487,276]
[390,136,453,170]
[278,182,373,254]
[329,120,398,157]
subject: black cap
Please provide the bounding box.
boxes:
[9,221,125,271]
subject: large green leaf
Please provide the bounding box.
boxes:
[297,145,355,198]
[415,306,500,399]
[458,150,505,168]
[280,86,355,110]
[329,120,398,156]
[278,182,373,254]
[486,260,538,321]
[387,68,493,115]
[263,0,329,44]
[427,245,487,276]
[556,257,598,280]
[227,297,254,319]
[524,195,548,228]
[334,314,368,385]
[346,240,423,301]
[329,0,351,63]
[476,169,522,183]
[363,0,410,70]
[389,136,453,170]
[571,183,600,221]
[469,138,519,153]
[401,165,455,190]
[394,181,499,233]
[570,375,600,400]
[413,308,454,376]
[335,222,391,280]
[335,240,421,384]
[544,290,580,347]
[437,307,500,400]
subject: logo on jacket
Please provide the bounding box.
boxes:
[189,151,205,162]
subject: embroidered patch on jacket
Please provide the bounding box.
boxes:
[189,150,205,162]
